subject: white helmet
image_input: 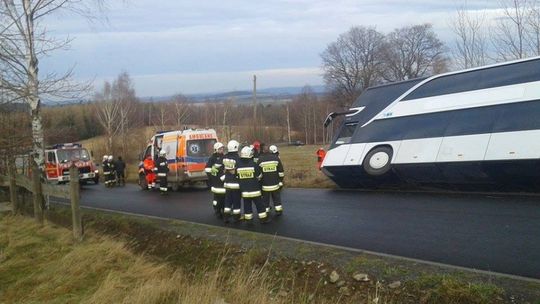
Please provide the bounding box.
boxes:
[159,149,166,156]
[269,145,278,154]
[108,155,113,161]
[227,140,239,152]
[240,146,254,158]
[102,155,108,161]
[214,142,224,152]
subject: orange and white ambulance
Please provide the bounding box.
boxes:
[45,143,99,184]
[139,129,218,191]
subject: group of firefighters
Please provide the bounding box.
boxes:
[101,155,126,187]
[137,140,285,223]
[206,140,285,223]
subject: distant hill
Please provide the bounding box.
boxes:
[140,85,327,104]
[41,85,328,105]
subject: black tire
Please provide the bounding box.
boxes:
[363,146,393,176]
[93,177,99,184]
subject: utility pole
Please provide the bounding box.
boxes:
[252,75,257,140]
[286,103,291,144]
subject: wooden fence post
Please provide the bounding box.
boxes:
[31,161,44,225]
[69,164,83,241]
[8,165,18,215]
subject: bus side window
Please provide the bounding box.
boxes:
[335,122,358,145]
[444,107,500,136]
[492,101,540,132]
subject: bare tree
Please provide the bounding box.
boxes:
[451,4,489,68]
[172,94,190,128]
[492,0,530,60]
[526,0,540,55]
[321,26,385,106]
[95,81,121,153]
[157,102,169,130]
[0,0,104,169]
[112,72,137,157]
[381,24,448,82]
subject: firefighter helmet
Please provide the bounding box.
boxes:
[159,149,166,156]
[240,146,254,158]
[108,155,113,161]
[214,142,224,152]
[269,145,278,154]
[102,155,108,161]
[227,140,239,152]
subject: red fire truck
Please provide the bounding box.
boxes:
[44,143,99,184]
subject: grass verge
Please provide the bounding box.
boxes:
[2,206,538,303]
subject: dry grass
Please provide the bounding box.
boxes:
[278,144,335,188]
[0,215,338,304]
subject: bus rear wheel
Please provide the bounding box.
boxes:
[363,146,393,176]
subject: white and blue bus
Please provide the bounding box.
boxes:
[321,56,540,191]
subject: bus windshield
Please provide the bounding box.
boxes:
[57,148,90,163]
[187,139,216,157]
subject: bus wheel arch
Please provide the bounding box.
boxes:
[363,145,393,176]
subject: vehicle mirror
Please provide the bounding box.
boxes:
[324,113,335,128]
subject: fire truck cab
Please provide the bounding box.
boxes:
[139,129,218,191]
[45,143,99,184]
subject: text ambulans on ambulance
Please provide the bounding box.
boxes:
[44,143,99,184]
[139,129,218,190]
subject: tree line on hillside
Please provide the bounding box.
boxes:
[39,73,333,163]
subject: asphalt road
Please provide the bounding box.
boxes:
[65,184,540,279]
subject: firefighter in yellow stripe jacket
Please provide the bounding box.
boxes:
[205,142,225,217]
[257,145,284,215]
[237,146,269,223]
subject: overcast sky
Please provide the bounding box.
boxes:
[41,0,503,97]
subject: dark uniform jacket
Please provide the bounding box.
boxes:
[205,153,225,193]
[105,160,115,174]
[102,160,110,174]
[156,156,169,176]
[222,152,240,190]
[236,157,262,198]
[257,153,284,191]
[115,159,126,173]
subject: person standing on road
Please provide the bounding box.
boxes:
[316,148,326,170]
[115,156,126,186]
[143,154,156,190]
[222,140,241,223]
[205,142,226,217]
[156,150,169,195]
[258,144,285,215]
[237,146,269,223]
[102,155,110,186]
[107,155,116,187]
